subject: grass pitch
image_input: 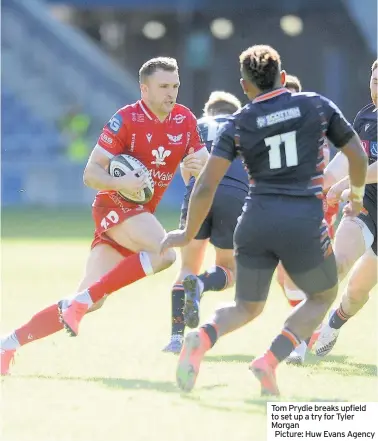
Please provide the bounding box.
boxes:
[1,209,377,441]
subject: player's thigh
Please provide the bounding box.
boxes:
[234,206,278,302]
[210,186,246,250]
[235,252,277,302]
[333,216,371,280]
[177,239,208,280]
[77,244,125,312]
[106,211,166,254]
[345,248,378,299]
[282,221,338,296]
[78,244,125,290]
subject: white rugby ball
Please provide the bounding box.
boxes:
[109,154,154,204]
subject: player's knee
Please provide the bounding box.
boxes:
[310,285,338,305]
[158,248,176,271]
[235,299,265,320]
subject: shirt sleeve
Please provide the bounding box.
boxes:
[95,111,128,158]
[211,120,237,162]
[352,110,363,134]
[184,112,206,155]
[319,96,355,148]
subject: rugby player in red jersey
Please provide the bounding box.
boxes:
[1,57,208,375]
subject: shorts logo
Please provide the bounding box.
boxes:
[173,114,186,124]
[151,146,171,166]
[146,133,152,143]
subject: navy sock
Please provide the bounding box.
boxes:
[329,306,350,329]
[198,266,230,293]
[201,323,218,347]
[171,284,185,336]
[269,329,301,362]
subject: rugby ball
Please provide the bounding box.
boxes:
[109,154,154,204]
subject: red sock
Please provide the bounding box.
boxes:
[288,299,302,307]
[88,253,149,303]
[15,304,63,346]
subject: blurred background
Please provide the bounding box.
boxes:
[1,0,377,211]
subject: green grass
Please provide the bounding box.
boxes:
[1,209,377,441]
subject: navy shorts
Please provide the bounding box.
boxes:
[179,184,247,249]
[358,197,377,255]
[234,195,338,302]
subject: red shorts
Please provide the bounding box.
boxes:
[91,192,153,257]
[323,198,340,239]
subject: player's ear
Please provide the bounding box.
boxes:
[140,83,148,95]
[240,78,247,95]
[280,70,287,87]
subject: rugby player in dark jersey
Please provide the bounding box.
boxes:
[161,45,367,395]
[316,60,377,356]
[163,91,248,354]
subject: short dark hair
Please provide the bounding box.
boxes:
[139,57,178,83]
[203,91,241,116]
[371,60,378,72]
[285,74,302,92]
[239,45,281,91]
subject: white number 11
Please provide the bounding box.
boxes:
[264,130,298,169]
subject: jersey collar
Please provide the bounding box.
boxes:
[139,100,172,122]
[252,87,290,103]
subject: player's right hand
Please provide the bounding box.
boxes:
[342,195,363,218]
[113,168,148,193]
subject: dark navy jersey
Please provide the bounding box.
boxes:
[187,115,248,192]
[353,102,377,207]
[212,88,355,197]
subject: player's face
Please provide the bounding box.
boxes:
[142,69,180,116]
[370,67,377,107]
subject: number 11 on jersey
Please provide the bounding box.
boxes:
[264,130,298,169]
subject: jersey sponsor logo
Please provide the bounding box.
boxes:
[149,168,174,187]
[146,133,152,143]
[100,133,113,145]
[107,113,123,133]
[167,133,183,144]
[256,107,301,128]
[365,123,370,131]
[151,146,171,166]
[173,114,186,124]
[371,141,377,158]
[361,140,377,158]
[361,140,370,155]
[130,133,136,152]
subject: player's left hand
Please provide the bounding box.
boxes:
[160,229,191,254]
